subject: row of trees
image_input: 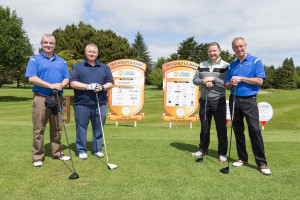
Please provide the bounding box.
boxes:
[1,6,299,90]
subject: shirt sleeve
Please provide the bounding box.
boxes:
[70,68,79,82]
[105,66,114,84]
[254,59,266,80]
[193,63,204,86]
[226,65,232,83]
[25,58,38,78]
[62,61,70,79]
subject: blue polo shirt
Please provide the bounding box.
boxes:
[226,54,266,96]
[25,52,70,96]
[70,59,114,105]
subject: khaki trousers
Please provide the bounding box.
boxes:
[32,93,64,161]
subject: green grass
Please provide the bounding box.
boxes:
[0,86,300,199]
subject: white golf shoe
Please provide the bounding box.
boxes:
[260,166,271,175]
[232,160,247,167]
[219,155,227,162]
[33,160,43,167]
[94,152,104,158]
[79,153,88,159]
[191,151,202,157]
[59,156,71,161]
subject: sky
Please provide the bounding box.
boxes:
[2,0,300,68]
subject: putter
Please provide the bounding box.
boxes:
[220,86,236,174]
[96,93,117,170]
[54,90,79,179]
[196,89,208,163]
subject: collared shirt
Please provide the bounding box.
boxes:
[25,52,70,96]
[70,59,114,105]
[226,53,266,96]
[193,57,229,101]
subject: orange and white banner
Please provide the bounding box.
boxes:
[161,60,199,123]
[107,59,146,121]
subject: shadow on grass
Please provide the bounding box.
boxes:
[0,96,32,102]
[169,142,258,170]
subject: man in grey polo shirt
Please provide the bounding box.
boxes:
[192,42,229,162]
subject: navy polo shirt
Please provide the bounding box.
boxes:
[226,54,266,96]
[70,59,114,105]
[25,52,70,96]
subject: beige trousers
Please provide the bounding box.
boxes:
[32,93,64,161]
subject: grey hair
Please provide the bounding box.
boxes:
[85,43,98,52]
[41,34,56,44]
[232,37,247,47]
[208,42,221,50]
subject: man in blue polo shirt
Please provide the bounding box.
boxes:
[70,43,114,160]
[25,34,70,167]
[226,37,271,175]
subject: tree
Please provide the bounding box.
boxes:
[52,21,138,64]
[262,65,276,89]
[0,6,34,87]
[169,37,235,64]
[132,32,153,85]
[278,58,297,90]
[149,68,163,89]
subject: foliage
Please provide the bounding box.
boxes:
[52,21,138,64]
[132,32,153,85]
[0,6,33,88]
[169,37,235,64]
[56,50,83,73]
[149,68,163,89]
[278,58,297,90]
[262,65,276,89]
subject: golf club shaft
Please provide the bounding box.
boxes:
[227,86,236,167]
[95,93,109,164]
[55,92,76,173]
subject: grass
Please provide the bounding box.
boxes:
[0,85,300,199]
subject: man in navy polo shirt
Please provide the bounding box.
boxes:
[226,37,271,175]
[25,34,70,167]
[70,43,114,160]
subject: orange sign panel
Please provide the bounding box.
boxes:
[161,60,199,123]
[107,59,146,121]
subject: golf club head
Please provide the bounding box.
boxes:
[69,172,79,179]
[108,163,117,170]
[196,157,203,163]
[220,167,229,174]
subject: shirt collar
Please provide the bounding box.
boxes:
[41,51,56,60]
[208,57,221,65]
[84,59,101,67]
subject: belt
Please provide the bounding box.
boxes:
[231,94,256,99]
[34,92,47,97]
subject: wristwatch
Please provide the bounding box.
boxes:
[101,85,105,91]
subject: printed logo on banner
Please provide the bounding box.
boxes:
[107,59,146,121]
[161,60,200,123]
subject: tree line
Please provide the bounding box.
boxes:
[1,6,299,90]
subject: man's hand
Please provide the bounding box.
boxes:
[50,83,63,91]
[87,83,100,90]
[230,76,243,86]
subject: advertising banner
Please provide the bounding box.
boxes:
[161,60,200,123]
[258,102,273,130]
[107,59,146,122]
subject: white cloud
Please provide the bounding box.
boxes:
[1,0,300,66]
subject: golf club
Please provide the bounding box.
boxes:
[220,86,236,174]
[54,90,79,179]
[196,89,208,163]
[96,93,117,170]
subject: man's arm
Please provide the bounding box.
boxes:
[28,76,66,91]
[231,76,263,86]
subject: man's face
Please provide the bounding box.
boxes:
[232,39,247,59]
[207,45,221,62]
[41,36,55,55]
[85,46,98,62]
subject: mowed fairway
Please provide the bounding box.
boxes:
[0,86,299,199]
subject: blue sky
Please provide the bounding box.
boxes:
[2,0,300,67]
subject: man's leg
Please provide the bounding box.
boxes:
[49,95,64,158]
[241,97,268,167]
[199,98,212,154]
[91,104,106,153]
[212,97,228,156]
[32,94,49,162]
[230,95,248,162]
[74,104,91,154]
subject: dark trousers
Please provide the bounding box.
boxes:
[199,96,228,156]
[229,94,268,167]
